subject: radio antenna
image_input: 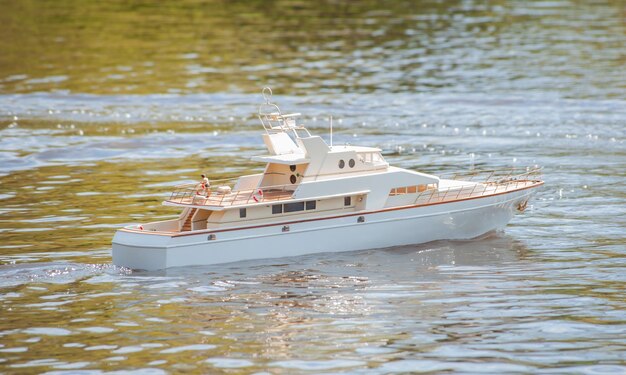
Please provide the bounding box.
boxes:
[330,115,333,148]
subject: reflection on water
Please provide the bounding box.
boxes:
[0,0,625,373]
[0,237,624,372]
[0,0,623,97]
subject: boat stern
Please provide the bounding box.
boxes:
[112,227,173,271]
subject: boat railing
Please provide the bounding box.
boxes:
[167,181,296,207]
[414,167,543,206]
[258,87,311,137]
[440,166,543,183]
[167,176,239,203]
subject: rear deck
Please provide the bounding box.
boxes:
[166,184,295,207]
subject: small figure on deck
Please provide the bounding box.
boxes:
[201,174,210,188]
[201,174,211,196]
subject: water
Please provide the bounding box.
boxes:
[0,0,625,373]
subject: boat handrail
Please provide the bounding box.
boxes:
[439,166,543,183]
[171,176,240,190]
[166,181,299,207]
[170,173,290,191]
[413,167,543,206]
[257,87,311,137]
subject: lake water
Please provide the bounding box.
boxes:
[0,1,625,373]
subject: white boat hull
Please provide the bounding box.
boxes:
[112,188,535,271]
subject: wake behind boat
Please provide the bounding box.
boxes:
[112,88,543,270]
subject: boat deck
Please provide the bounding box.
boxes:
[167,187,294,207]
[414,179,539,206]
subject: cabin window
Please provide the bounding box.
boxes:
[289,165,296,172]
[305,200,316,210]
[344,196,351,206]
[284,202,305,213]
[390,186,409,196]
[390,185,433,196]
[290,175,297,184]
[338,159,345,169]
[239,208,247,218]
[272,204,283,214]
[349,159,355,168]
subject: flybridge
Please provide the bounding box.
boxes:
[258,87,311,138]
[255,87,389,174]
[256,86,318,160]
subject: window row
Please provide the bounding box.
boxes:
[389,184,436,196]
[241,197,352,218]
[272,200,317,214]
[359,152,383,164]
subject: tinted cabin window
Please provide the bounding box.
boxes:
[284,202,305,213]
[306,200,316,210]
[272,204,282,214]
[289,165,296,172]
[344,196,351,206]
[338,160,345,169]
[239,208,246,218]
[290,175,297,184]
[349,159,355,168]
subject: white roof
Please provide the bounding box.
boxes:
[251,153,310,164]
[329,145,381,153]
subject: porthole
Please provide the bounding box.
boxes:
[338,159,345,169]
[290,174,297,184]
[349,159,355,168]
[289,165,296,172]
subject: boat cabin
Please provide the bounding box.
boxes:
[155,89,439,233]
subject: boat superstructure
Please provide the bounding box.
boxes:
[112,88,543,270]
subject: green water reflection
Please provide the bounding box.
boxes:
[1,0,623,97]
[0,155,264,264]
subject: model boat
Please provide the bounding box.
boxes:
[112,88,543,270]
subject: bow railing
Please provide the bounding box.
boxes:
[441,166,543,184]
[414,167,543,205]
